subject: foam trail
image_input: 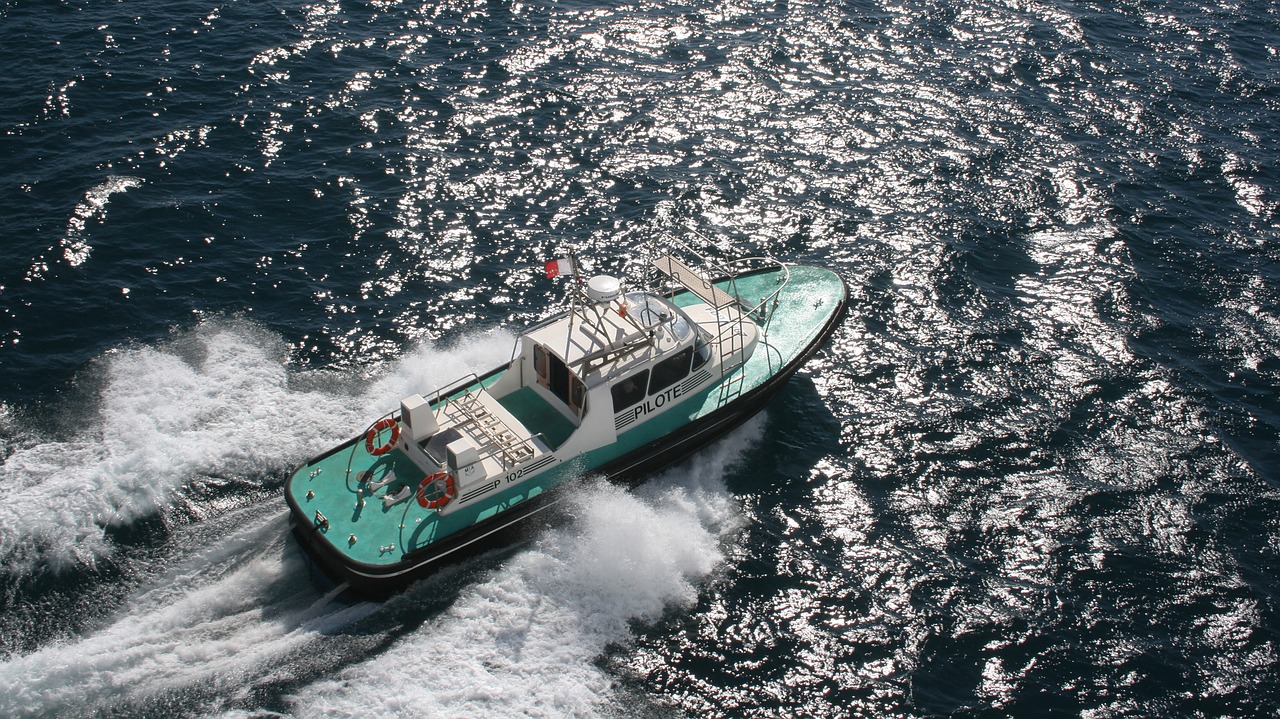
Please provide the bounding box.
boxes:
[0,327,520,715]
[0,321,517,575]
[289,416,763,719]
[0,322,352,574]
[360,329,518,414]
[0,508,377,718]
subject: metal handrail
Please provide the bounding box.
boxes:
[432,371,486,413]
[724,256,791,330]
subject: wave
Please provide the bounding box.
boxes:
[0,319,517,577]
[0,506,379,718]
[24,175,144,282]
[0,400,760,719]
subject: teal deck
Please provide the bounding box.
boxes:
[497,387,576,448]
[289,437,560,566]
[676,264,847,400]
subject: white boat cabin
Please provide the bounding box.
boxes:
[385,258,761,514]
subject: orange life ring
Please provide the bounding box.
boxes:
[416,472,456,510]
[365,418,400,456]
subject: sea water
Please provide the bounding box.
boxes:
[1,0,1277,716]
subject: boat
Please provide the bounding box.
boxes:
[284,238,848,598]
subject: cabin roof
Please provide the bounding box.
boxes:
[523,292,694,381]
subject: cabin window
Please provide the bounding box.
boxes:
[668,312,692,342]
[625,292,692,342]
[625,293,670,327]
[649,347,694,395]
[692,335,711,371]
[611,369,649,413]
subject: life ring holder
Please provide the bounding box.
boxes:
[364,417,400,456]
[416,472,456,511]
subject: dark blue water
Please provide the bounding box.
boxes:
[2,0,1278,716]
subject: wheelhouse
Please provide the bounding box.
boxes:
[517,278,744,446]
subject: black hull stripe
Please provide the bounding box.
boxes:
[459,480,500,504]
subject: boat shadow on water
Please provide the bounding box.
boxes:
[722,374,844,499]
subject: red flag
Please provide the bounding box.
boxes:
[544,257,575,278]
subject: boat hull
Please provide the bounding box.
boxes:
[286,266,848,599]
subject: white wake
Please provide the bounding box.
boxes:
[289,418,760,719]
[0,320,515,575]
[0,319,759,719]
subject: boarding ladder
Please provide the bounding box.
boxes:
[649,253,752,408]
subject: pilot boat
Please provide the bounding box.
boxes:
[285,240,847,598]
